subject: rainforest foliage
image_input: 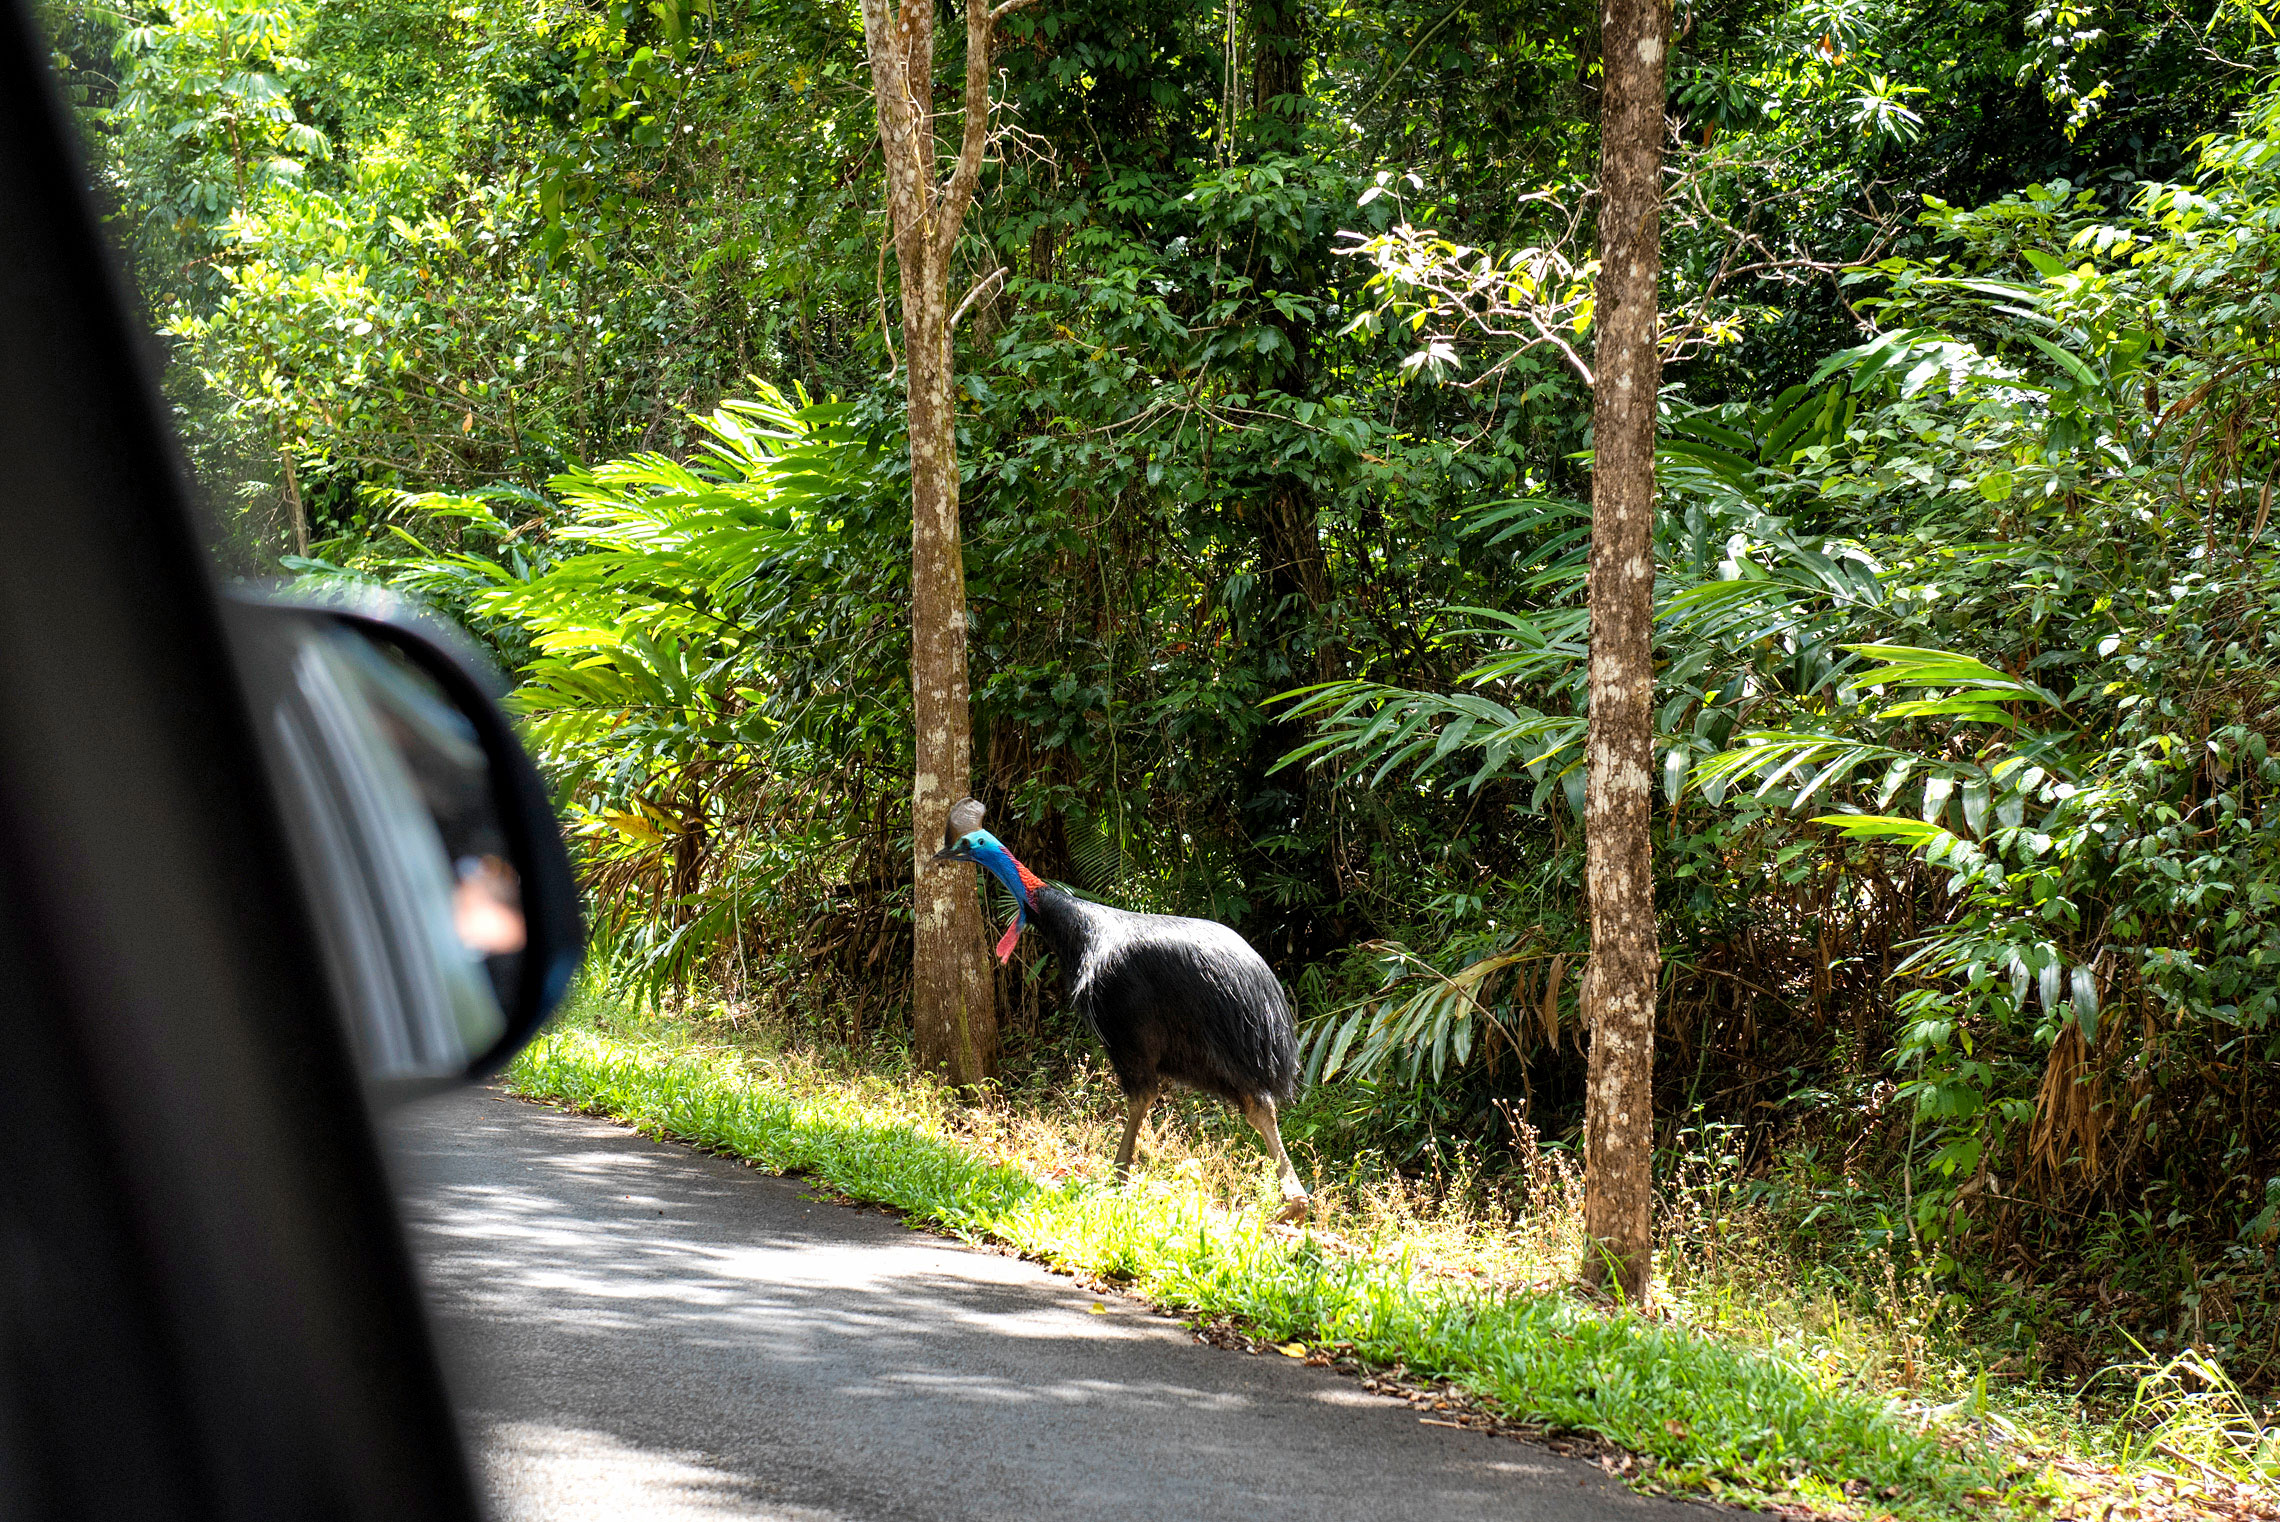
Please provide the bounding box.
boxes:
[44,0,2280,1388]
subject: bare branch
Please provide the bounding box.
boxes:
[933,0,998,266]
[1341,148,1907,390]
[949,266,1007,330]
[1337,221,1599,387]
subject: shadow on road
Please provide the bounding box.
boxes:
[385,1088,1715,1522]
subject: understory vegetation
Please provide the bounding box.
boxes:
[42,0,2280,1493]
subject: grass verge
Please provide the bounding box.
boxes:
[506,1023,2031,1518]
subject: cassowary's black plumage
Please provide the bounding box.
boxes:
[1024,887,1299,1109]
[934,797,1308,1217]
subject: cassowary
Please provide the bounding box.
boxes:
[933,798,1308,1221]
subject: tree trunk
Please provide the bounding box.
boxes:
[860,0,1027,1087]
[903,281,996,1087]
[1249,0,1307,131]
[280,444,307,557]
[1579,0,1669,1303]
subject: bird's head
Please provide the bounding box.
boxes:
[935,827,1028,903]
[934,830,989,865]
[932,796,1041,907]
[932,796,992,864]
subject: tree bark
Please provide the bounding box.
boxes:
[280,444,307,557]
[1579,0,1669,1304]
[1249,0,1308,129]
[858,0,1029,1086]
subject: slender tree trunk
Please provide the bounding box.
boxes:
[1580,0,1669,1303]
[1249,0,1307,129]
[903,279,996,1087]
[859,0,1028,1087]
[279,444,307,557]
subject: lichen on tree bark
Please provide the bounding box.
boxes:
[857,0,1036,1087]
[1580,0,1670,1304]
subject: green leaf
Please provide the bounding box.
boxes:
[1809,814,1949,846]
[2019,331,2102,395]
[1996,784,2026,830]
[1876,757,1917,810]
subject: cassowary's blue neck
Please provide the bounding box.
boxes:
[959,829,1047,963]
[968,834,1035,909]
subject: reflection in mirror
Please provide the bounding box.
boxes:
[268,620,518,1081]
[455,856,526,957]
[345,632,532,1001]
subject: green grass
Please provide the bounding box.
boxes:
[507,1023,2029,1517]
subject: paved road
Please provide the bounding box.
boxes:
[385,1088,1722,1522]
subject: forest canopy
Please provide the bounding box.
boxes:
[41,0,2280,1391]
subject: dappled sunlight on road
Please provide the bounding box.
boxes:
[385,1090,1714,1522]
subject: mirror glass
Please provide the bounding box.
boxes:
[265,618,525,1081]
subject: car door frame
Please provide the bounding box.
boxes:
[0,6,486,1516]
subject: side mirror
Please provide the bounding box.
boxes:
[226,586,582,1094]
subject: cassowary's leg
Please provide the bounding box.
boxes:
[1112,1082,1158,1182]
[1238,1094,1310,1223]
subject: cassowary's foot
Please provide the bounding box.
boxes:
[1239,1093,1311,1225]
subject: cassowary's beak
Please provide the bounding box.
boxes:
[932,843,971,864]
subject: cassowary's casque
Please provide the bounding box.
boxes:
[933,798,1308,1220]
